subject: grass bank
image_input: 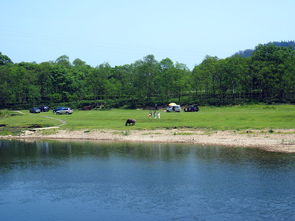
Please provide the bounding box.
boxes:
[0,110,59,135]
[0,104,295,135]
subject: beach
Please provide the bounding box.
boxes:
[1,128,295,153]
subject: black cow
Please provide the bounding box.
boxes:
[125,119,136,126]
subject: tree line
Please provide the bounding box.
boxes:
[235,41,295,57]
[1,43,295,109]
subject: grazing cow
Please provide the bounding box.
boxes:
[125,119,136,126]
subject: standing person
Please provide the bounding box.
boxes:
[148,112,152,118]
[157,112,161,119]
[153,111,157,119]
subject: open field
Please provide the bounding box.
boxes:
[1,105,295,152]
[1,104,295,134]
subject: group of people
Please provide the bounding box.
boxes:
[148,111,161,119]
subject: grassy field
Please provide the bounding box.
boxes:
[0,104,295,135]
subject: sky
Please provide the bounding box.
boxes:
[1,0,295,69]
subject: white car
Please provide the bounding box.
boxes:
[167,105,181,112]
[55,107,73,115]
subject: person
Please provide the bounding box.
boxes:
[148,112,152,118]
[157,112,161,119]
[153,111,157,119]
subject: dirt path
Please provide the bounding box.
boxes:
[13,111,66,130]
[13,110,25,115]
[41,116,67,128]
[21,114,67,135]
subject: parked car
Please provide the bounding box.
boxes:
[167,104,181,112]
[53,107,73,115]
[184,105,199,112]
[53,107,65,113]
[29,107,41,113]
[39,105,50,112]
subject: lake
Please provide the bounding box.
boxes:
[0,140,294,221]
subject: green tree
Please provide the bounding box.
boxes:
[55,55,71,66]
[0,52,13,65]
[251,44,295,101]
[133,55,160,103]
[73,58,86,67]
[192,56,219,95]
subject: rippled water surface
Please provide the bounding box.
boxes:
[0,140,295,221]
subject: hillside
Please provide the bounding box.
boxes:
[235,41,295,57]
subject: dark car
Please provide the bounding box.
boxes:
[184,105,199,112]
[39,105,49,112]
[29,107,41,113]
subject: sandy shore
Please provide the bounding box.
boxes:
[1,128,295,153]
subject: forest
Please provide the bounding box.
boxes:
[1,42,295,109]
[235,41,295,57]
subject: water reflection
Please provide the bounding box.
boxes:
[0,140,295,221]
[1,140,294,170]
[193,145,295,169]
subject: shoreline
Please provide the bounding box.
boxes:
[1,128,295,153]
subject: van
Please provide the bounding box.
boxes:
[167,105,181,112]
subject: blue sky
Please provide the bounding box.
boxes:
[1,0,294,69]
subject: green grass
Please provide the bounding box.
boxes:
[0,110,59,135]
[1,104,295,133]
[0,111,57,127]
[39,128,59,135]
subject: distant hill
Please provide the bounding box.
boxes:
[234,41,295,57]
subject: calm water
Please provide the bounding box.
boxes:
[0,140,295,221]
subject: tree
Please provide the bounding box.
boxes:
[86,63,112,100]
[251,44,295,101]
[133,55,160,103]
[73,58,86,67]
[0,52,13,65]
[55,55,71,66]
[192,56,219,95]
